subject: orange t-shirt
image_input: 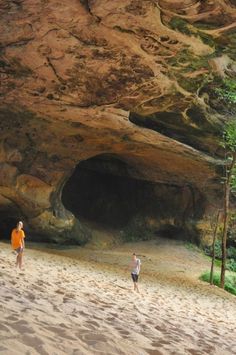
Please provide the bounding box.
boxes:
[11,229,25,250]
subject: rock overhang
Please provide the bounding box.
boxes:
[0,0,235,243]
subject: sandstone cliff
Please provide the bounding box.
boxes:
[0,0,236,243]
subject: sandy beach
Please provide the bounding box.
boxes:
[0,239,235,355]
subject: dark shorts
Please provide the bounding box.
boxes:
[15,247,23,254]
[131,273,139,282]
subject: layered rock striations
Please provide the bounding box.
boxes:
[0,0,236,243]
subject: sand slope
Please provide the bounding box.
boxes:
[0,240,235,355]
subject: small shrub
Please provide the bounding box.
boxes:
[169,17,215,47]
[215,78,236,105]
[197,31,215,47]
[204,242,236,270]
[200,271,236,296]
[204,239,222,258]
[226,259,236,272]
[169,17,192,35]
[227,246,236,259]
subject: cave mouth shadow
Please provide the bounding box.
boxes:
[0,214,22,241]
[61,154,205,243]
[62,154,149,229]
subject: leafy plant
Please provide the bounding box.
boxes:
[205,239,222,259]
[227,246,236,259]
[200,271,236,296]
[226,259,236,272]
[215,79,236,105]
[169,17,215,47]
[169,17,192,36]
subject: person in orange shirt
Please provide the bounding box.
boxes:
[11,221,25,269]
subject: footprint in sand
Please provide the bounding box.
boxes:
[6,315,20,322]
[145,348,164,355]
[106,317,115,322]
[55,288,66,295]
[0,323,11,333]
[75,328,92,337]
[4,295,14,301]
[152,340,170,347]
[63,296,71,303]
[87,320,100,327]
[32,284,44,292]
[115,328,130,337]
[187,349,204,355]
[0,346,8,352]
[78,310,90,317]
[21,334,46,354]
[45,326,77,341]
[81,332,107,346]
[10,320,35,334]
[26,292,36,301]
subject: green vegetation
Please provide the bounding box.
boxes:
[205,121,236,289]
[167,48,212,93]
[169,17,192,36]
[228,246,236,259]
[194,23,218,30]
[214,78,236,105]
[205,242,236,271]
[178,76,204,93]
[169,17,215,47]
[214,258,222,268]
[215,33,236,60]
[227,259,236,272]
[168,49,210,70]
[197,32,215,48]
[205,239,222,259]
[200,271,236,296]
[185,242,200,252]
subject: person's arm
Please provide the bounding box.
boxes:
[137,259,141,274]
[126,260,134,272]
[21,231,25,248]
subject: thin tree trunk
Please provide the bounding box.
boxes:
[221,183,230,288]
[220,153,236,288]
[210,210,220,285]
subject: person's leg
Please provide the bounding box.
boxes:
[15,248,20,267]
[15,248,23,269]
[131,273,136,291]
[16,253,20,267]
[19,252,23,269]
[135,275,139,293]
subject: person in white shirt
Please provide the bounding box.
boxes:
[130,253,141,293]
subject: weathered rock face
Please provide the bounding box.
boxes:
[0,0,236,243]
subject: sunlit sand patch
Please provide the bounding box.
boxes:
[0,240,235,355]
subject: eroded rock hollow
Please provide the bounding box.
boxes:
[0,0,236,244]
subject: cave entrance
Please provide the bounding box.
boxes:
[62,154,151,228]
[0,213,22,240]
[62,154,204,242]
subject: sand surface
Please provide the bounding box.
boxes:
[0,239,235,355]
